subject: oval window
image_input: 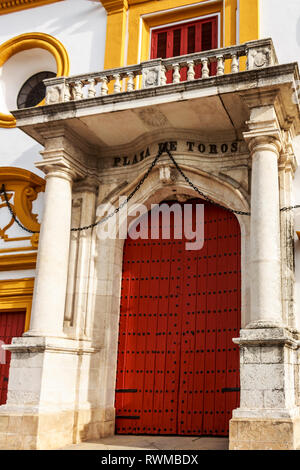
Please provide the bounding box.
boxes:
[17,71,56,109]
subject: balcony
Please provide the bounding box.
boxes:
[11,38,300,153]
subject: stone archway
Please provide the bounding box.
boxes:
[92,161,250,436]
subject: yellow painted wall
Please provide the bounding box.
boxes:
[239,0,260,43]
[103,0,260,70]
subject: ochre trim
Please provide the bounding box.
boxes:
[128,0,149,4]
[0,278,34,332]
[104,0,259,73]
[0,252,37,271]
[0,166,45,258]
[102,0,128,14]
[0,166,45,239]
[0,0,63,16]
[0,246,38,254]
[0,32,70,128]
[103,0,129,70]
[239,0,259,43]
[104,0,230,72]
[238,0,259,70]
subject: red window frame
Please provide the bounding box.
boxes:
[151,16,218,60]
[151,16,219,80]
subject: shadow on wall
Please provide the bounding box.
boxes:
[12,144,43,176]
[1,127,44,177]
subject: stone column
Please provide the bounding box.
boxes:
[0,146,104,449]
[64,177,98,339]
[247,135,282,327]
[278,145,297,328]
[229,104,300,450]
[24,160,75,337]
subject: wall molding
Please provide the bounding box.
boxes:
[0,167,45,255]
[0,277,34,332]
[102,0,128,15]
[0,252,37,271]
[0,0,63,16]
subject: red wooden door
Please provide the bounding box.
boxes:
[151,16,218,82]
[115,199,241,436]
[0,310,25,405]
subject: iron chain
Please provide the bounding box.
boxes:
[165,148,251,216]
[1,183,39,234]
[71,148,163,232]
[2,147,300,235]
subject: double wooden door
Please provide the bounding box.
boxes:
[115,200,240,436]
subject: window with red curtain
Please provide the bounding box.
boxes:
[151,15,218,81]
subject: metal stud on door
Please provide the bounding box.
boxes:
[115,199,241,435]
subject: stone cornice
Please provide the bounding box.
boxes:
[36,152,86,181]
[240,88,298,135]
[3,336,100,355]
[0,0,63,15]
[239,89,280,108]
[233,327,300,350]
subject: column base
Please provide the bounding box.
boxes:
[22,330,67,338]
[0,406,115,450]
[229,416,300,450]
[245,320,285,329]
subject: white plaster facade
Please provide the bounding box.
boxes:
[0,0,107,275]
[0,0,107,173]
[2,0,300,451]
[259,0,300,327]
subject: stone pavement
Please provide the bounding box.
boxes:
[61,435,229,451]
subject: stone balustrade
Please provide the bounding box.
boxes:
[44,38,278,105]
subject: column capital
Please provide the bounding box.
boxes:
[278,131,298,174]
[243,133,282,157]
[243,104,283,158]
[35,154,86,182]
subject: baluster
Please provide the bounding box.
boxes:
[127,72,135,92]
[113,73,122,93]
[187,61,195,81]
[73,80,84,100]
[63,83,71,102]
[231,54,239,73]
[87,78,97,98]
[172,63,181,84]
[100,77,108,96]
[160,66,167,86]
[216,55,225,76]
[201,58,209,79]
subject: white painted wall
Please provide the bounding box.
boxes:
[260,0,300,67]
[261,0,300,324]
[0,0,107,172]
[0,0,107,260]
[0,49,57,113]
[0,0,107,76]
